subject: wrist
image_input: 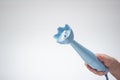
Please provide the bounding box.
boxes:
[109,58,120,79]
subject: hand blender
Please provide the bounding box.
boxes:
[54,24,109,80]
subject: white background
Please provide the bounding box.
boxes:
[0,0,120,80]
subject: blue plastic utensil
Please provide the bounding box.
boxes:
[54,24,109,80]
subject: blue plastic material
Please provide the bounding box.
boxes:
[54,24,108,74]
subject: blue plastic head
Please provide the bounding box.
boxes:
[54,24,74,44]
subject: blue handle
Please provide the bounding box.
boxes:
[54,24,108,74]
[70,40,108,74]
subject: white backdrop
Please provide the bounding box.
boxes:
[0,0,120,80]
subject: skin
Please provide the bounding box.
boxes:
[85,54,120,80]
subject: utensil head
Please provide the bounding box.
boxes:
[54,24,74,44]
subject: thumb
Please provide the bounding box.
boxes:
[96,54,110,67]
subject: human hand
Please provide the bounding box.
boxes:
[85,54,120,79]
